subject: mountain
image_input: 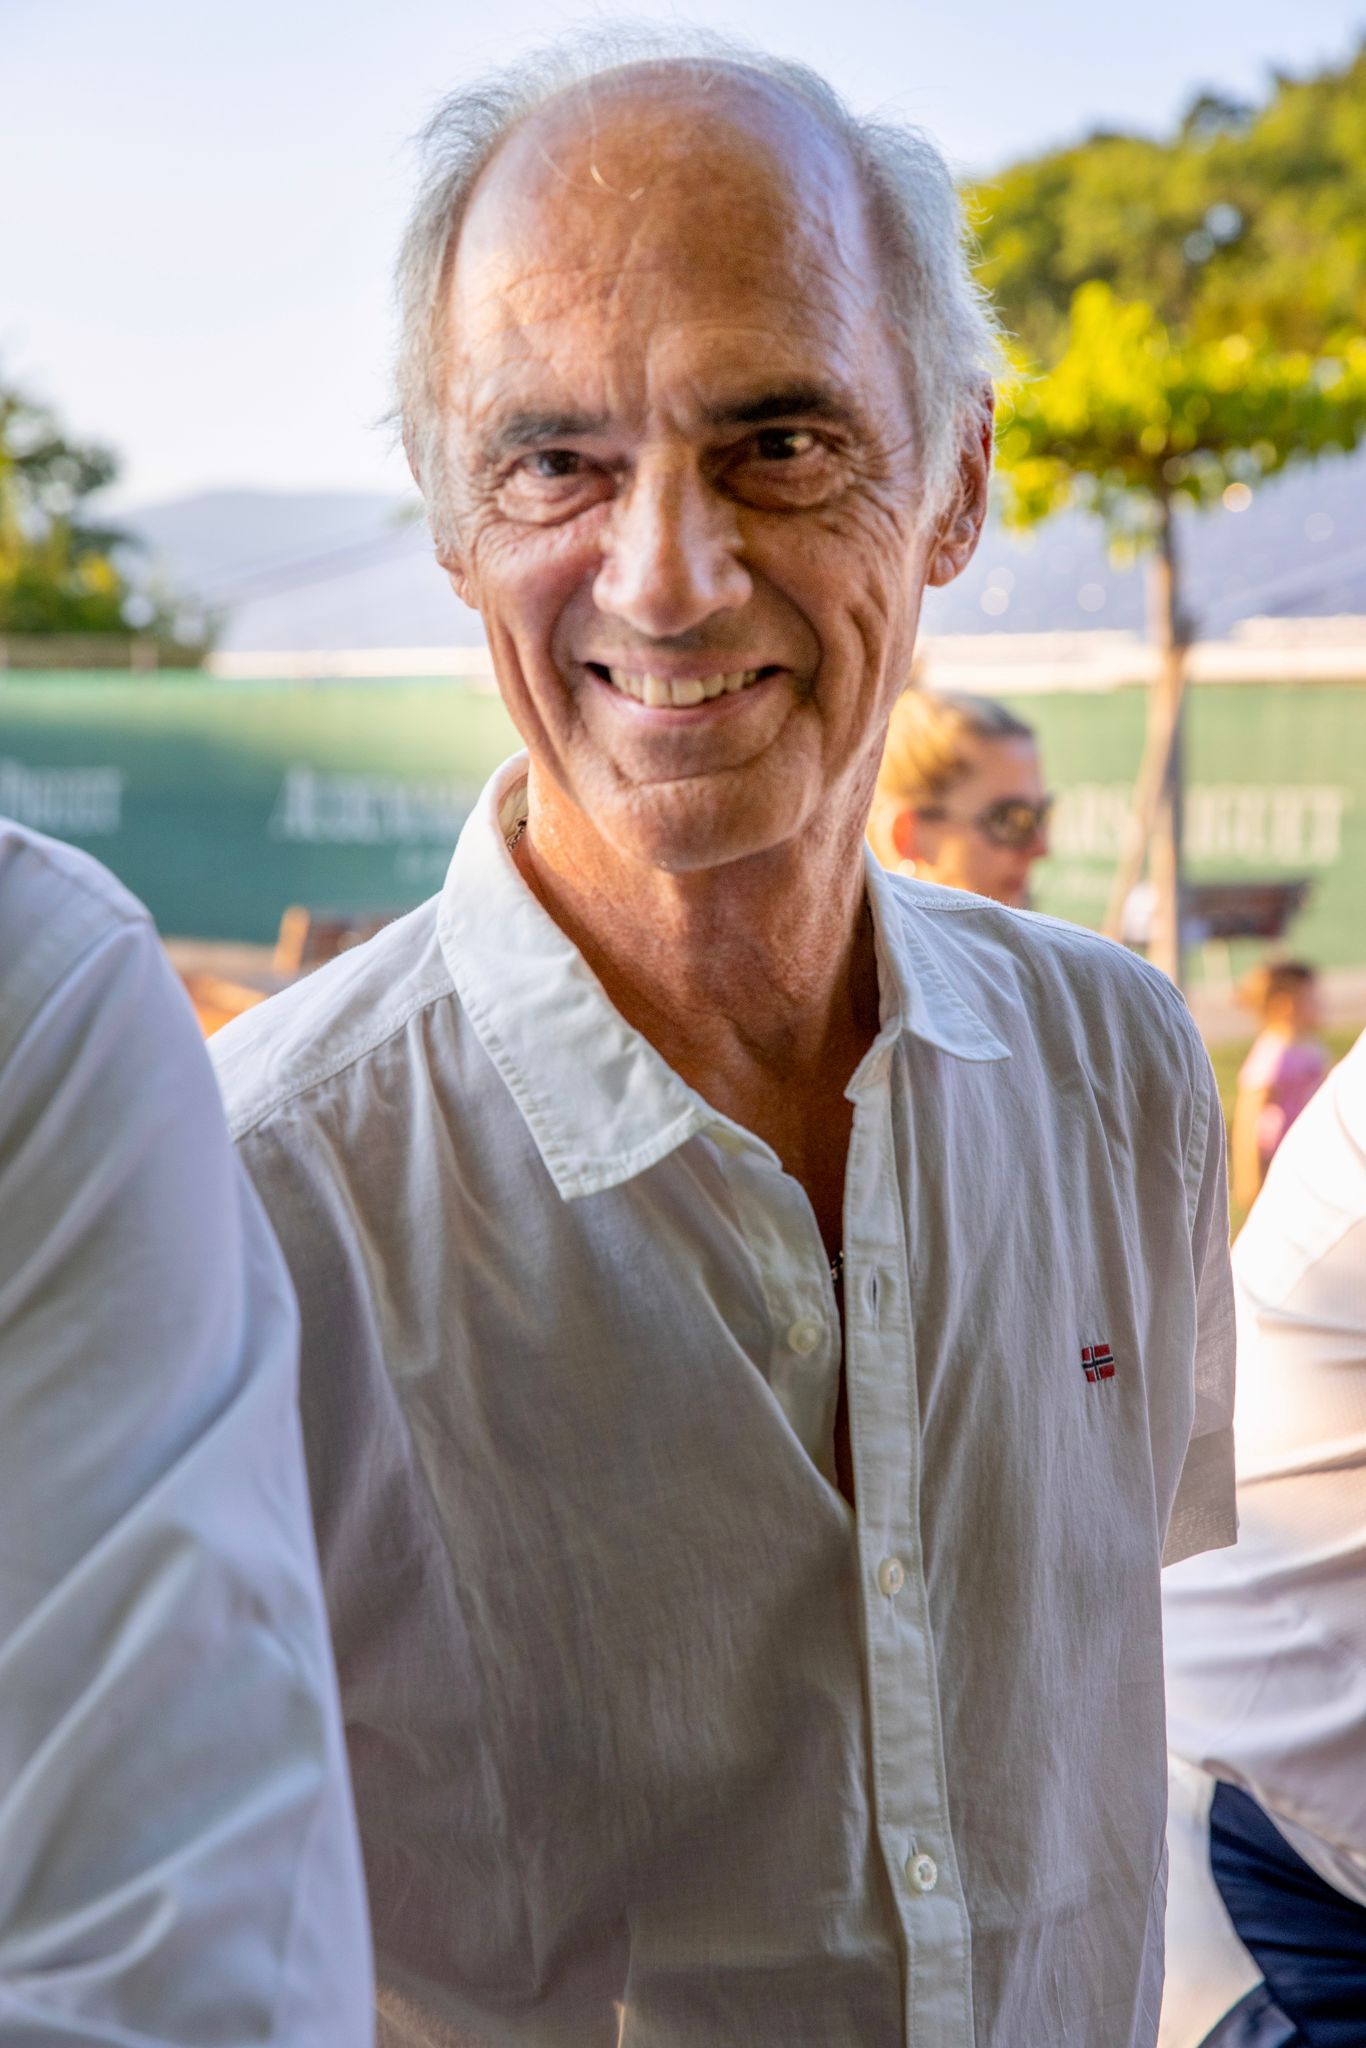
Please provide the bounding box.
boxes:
[121,454,1366,654]
[122,488,485,650]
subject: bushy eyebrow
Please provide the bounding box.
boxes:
[700,384,867,434]
[477,384,868,466]
[479,409,609,465]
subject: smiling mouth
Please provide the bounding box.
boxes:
[586,664,778,708]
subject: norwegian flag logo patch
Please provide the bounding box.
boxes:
[1081,1341,1116,1385]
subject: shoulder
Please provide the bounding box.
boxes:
[0,821,157,1069]
[211,894,456,1144]
[0,824,249,1352]
[881,875,1225,1246]
[884,871,1207,1078]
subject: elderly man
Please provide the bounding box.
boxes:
[213,34,1235,2047]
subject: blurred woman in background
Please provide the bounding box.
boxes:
[1231,958,1330,1212]
[869,687,1052,908]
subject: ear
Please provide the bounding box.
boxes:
[891,806,920,862]
[405,422,475,606]
[927,387,994,589]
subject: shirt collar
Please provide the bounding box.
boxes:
[862,855,1013,1074]
[440,755,1008,1201]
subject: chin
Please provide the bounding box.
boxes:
[597,764,817,876]
[618,809,789,875]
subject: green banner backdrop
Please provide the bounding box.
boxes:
[1,673,1362,971]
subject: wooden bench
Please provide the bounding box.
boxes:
[175,906,405,1034]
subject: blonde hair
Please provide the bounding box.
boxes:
[868,687,1035,865]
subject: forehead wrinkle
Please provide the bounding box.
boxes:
[462,193,878,292]
[460,247,880,353]
[466,317,872,416]
[456,275,885,432]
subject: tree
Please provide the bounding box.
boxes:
[995,283,1366,982]
[969,43,1366,367]
[0,375,205,653]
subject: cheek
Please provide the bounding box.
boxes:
[953,835,995,885]
[758,497,926,671]
[464,507,607,639]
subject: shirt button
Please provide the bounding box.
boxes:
[877,1556,906,1596]
[907,1852,939,1894]
[787,1316,822,1355]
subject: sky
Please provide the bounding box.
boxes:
[5,0,1365,508]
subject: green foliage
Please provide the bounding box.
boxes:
[971,43,1366,366]
[996,284,1366,541]
[0,377,204,648]
[0,384,125,632]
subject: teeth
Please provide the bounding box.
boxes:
[605,667,761,706]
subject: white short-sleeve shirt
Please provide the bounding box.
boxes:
[214,754,1235,2048]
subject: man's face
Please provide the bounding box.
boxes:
[439,72,985,873]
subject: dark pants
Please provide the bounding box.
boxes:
[1199,1983,1302,2048]
[1204,1781,1366,2048]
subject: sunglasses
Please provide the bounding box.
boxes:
[918,794,1055,851]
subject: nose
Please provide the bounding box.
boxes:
[592,451,752,637]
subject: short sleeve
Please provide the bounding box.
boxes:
[1162,1029,1237,1568]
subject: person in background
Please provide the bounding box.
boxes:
[0,823,372,2045]
[866,685,1052,907]
[1230,959,1329,1213]
[1162,1028,1366,2048]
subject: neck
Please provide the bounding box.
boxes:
[513,767,882,1194]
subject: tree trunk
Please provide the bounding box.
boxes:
[1101,494,1189,986]
[1146,501,1186,984]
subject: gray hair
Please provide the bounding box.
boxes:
[394,23,1002,547]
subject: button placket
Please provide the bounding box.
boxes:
[843,1067,975,2045]
[713,1145,841,1475]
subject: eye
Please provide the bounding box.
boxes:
[751,427,818,462]
[497,446,613,525]
[525,448,586,478]
[722,424,843,510]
